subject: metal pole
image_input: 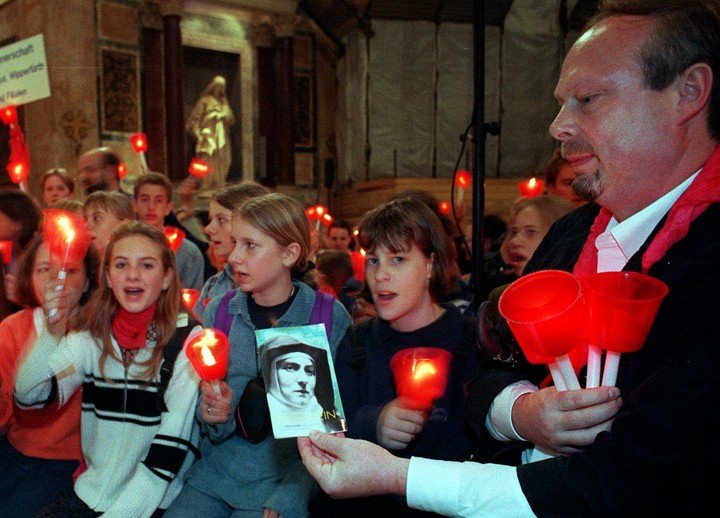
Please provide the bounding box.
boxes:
[471,0,486,304]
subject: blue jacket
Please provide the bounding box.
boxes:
[183,281,351,518]
[193,263,236,321]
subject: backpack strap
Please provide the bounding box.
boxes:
[347,319,372,372]
[215,289,237,336]
[158,316,199,412]
[310,290,335,340]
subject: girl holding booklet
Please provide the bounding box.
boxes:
[166,193,351,518]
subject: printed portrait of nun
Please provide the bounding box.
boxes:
[259,334,345,437]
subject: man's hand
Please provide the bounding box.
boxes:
[297,432,410,499]
[200,380,233,424]
[513,386,622,455]
[376,398,427,450]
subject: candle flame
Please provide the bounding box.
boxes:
[194,331,218,366]
[528,177,537,188]
[183,292,191,304]
[57,215,76,244]
[412,360,437,382]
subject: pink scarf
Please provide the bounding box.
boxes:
[574,145,720,277]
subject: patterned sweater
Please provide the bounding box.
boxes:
[14,315,202,517]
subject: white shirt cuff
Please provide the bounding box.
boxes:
[486,381,538,442]
[407,457,536,517]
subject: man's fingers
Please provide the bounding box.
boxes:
[559,386,621,410]
[308,431,345,458]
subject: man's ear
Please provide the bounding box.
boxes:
[675,62,713,126]
[282,242,302,268]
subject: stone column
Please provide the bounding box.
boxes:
[140,2,166,173]
[160,0,185,180]
[274,16,297,185]
[255,22,277,186]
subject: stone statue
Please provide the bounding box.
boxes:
[185,75,235,193]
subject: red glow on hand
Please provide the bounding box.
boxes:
[188,158,212,179]
[130,132,148,153]
[518,177,545,198]
[185,328,230,381]
[455,169,471,189]
[163,226,185,253]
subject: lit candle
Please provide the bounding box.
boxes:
[454,169,471,204]
[163,226,185,253]
[321,213,334,227]
[42,210,92,318]
[0,105,18,126]
[188,158,212,179]
[7,160,29,192]
[438,201,452,216]
[118,162,127,180]
[390,347,452,410]
[185,329,230,396]
[518,177,545,198]
[182,288,201,313]
[130,132,148,172]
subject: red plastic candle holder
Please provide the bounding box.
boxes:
[0,241,12,265]
[0,105,18,125]
[390,347,452,410]
[438,201,452,216]
[454,169,471,189]
[7,161,28,184]
[518,177,545,198]
[163,226,185,253]
[182,289,201,312]
[130,132,148,153]
[185,328,229,381]
[320,213,334,227]
[118,162,127,180]
[42,209,92,268]
[584,271,669,354]
[498,270,583,359]
[188,158,212,179]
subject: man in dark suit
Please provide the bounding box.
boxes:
[296,1,720,515]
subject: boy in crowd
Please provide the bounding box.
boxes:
[132,172,205,290]
[83,191,135,257]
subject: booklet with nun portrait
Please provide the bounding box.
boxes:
[255,324,347,439]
